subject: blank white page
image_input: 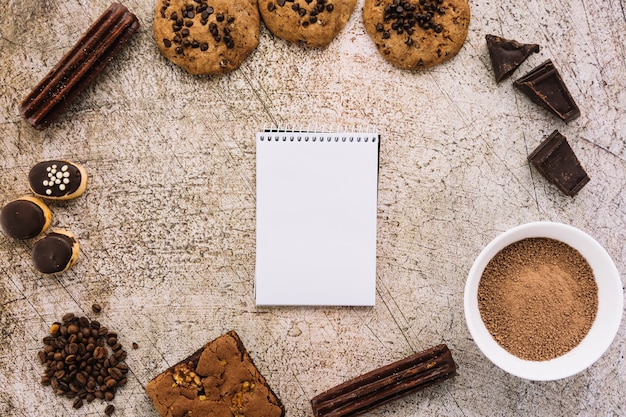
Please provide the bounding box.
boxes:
[255,132,379,306]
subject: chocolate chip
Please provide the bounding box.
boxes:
[277,0,286,5]
[216,13,224,22]
[170,12,178,20]
[200,42,209,51]
[326,4,334,12]
[268,2,276,11]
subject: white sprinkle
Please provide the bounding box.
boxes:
[63,172,70,178]
[52,164,57,169]
[55,179,61,184]
[43,180,49,186]
[46,189,52,195]
[48,173,54,179]
[61,165,68,171]
[59,184,66,191]
[63,178,70,184]
[46,167,51,172]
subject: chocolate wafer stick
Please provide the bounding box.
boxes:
[19,3,140,130]
[311,344,456,417]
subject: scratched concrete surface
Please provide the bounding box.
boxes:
[1,0,625,416]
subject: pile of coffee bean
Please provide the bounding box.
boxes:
[38,313,130,415]
[267,0,335,27]
[377,0,446,45]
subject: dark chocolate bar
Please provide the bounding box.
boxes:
[311,344,456,417]
[19,3,140,130]
[485,34,539,82]
[528,130,590,197]
[513,60,580,122]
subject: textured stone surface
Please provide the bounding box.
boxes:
[1,0,625,416]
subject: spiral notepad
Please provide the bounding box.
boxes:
[255,130,380,306]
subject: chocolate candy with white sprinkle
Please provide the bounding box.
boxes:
[29,160,88,200]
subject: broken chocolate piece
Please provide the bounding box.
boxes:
[513,60,580,122]
[528,130,590,197]
[311,344,456,417]
[485,34,539,82]
[19,3,140,130]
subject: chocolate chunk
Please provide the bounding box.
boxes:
[19,3,140,130]
[513,60,580,122]
[32,230,79,274]
[311,344,456,417]
[485,34,539,82]
[528,130,590,197]
[0,197,51,239]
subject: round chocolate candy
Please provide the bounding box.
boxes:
[29,160,88,200]
[0,196,52,239]
[32,230,79,274]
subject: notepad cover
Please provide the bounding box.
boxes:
[255,132,380,306]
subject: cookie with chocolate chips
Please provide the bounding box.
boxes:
[259,0,357,48]
[154,0,260,74]
[363,0,470,70]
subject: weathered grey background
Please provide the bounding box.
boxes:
[1,0,625,415]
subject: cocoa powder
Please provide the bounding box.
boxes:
[477,237,598,361]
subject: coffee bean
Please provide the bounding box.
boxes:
[72,397,83,409]
[114,350,127,361]
[62,313,75,323]
[104,404,115,415]
[78,316,89,327]
[49,323,60,335]
[104,391,115,401]
[75,372,87,386]
[105,377,117,388]
[67,324,79,335]
[132,342,139,350]
[108,367,123,380]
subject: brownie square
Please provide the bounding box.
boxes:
[146,330,284,417]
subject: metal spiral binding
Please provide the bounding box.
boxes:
[258,125,378,143]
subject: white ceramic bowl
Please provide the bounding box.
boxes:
[464,221,623,381]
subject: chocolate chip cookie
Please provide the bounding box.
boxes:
[363,0,470,70]
[154,0,260,74]
[259,0,357,48]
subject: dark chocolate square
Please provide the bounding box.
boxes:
[528,130,590,197]
[486,34,540,82]
[514,60,581,122]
